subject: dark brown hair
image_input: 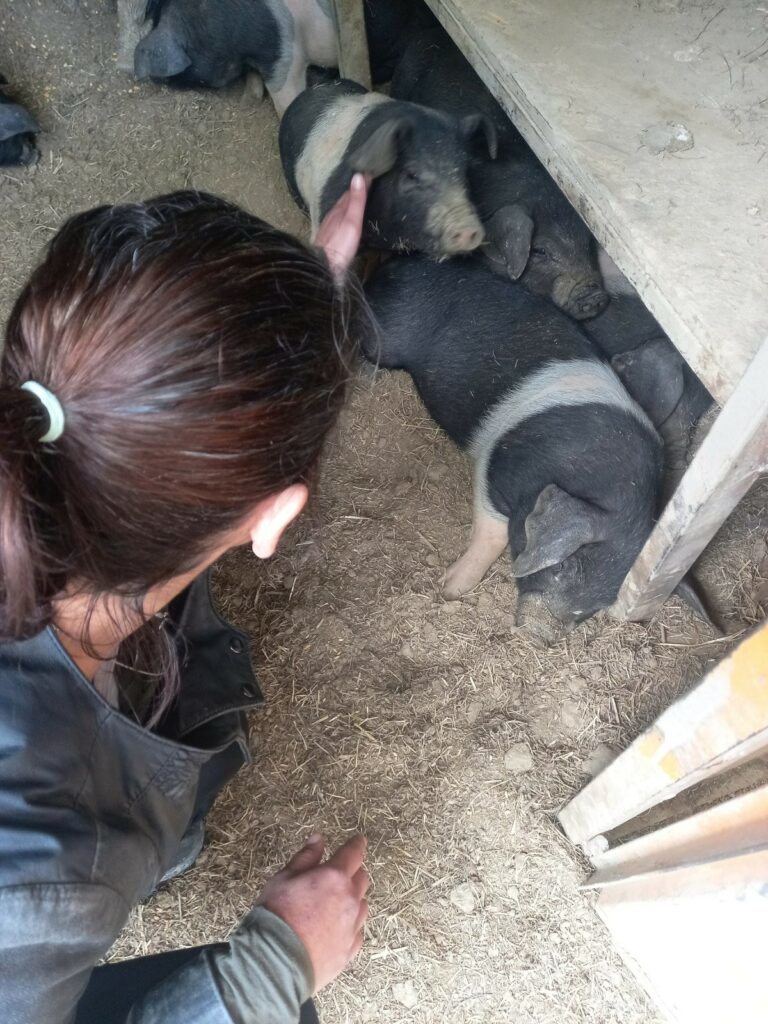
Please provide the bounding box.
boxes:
[0,191,364,715]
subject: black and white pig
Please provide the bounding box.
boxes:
[364,255,662,641]
[0,78,39,167]
[390,26,608,320]
[279,78,495,255]
[133,0,339,115]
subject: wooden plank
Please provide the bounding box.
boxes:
[596,849,768,1024]
[616,337,768,620]
[424,0,768,404]
[585,783,768,888]
[558,621,768,846]
[333,0,372,90]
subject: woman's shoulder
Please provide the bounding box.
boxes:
[0,629,189,898]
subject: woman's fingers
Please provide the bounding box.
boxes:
[353,897,369,935]
[351,865,369,899]
[313,173,370,277]
[326,833,367,876]
[283,832,325,876]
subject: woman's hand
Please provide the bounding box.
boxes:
[313,173,370,277]
[261,833,369,992]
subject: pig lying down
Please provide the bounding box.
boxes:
[364,256,662,642]
[0,77,39,167]
[134,0,338,115]
[390,23,608,320]
[280,79,495,255]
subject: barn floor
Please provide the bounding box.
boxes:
[2,3,767,1023]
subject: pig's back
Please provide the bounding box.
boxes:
[279,79,370,210]
[365,256,598,446]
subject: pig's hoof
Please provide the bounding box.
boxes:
[441,560,477,600]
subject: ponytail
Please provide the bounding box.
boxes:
[0,388,61,639]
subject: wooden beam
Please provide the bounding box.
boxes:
[333,0,372,90]
[584,783,768,889]
[596,848,768,1024]
[616,337,768,621]
[558,621,768,847]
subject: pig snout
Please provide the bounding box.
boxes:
[427,189,485,255]
[515,591,576,647]
[563,282,609,320]
[445,222,484,252]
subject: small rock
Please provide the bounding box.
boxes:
[398,642,414,659]
[582,744,619,777]
[392,980,418,1009]
[426,463,448,483]
[449,882,476,914]
[393,480,411,496]
[439,601,460,614]
[566,675,588,694]
[425,552,440,567]
[466,700,482,725]
[504,743,533,774]
[558,699,583,736]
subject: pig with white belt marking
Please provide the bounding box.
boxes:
[133,0,338,116]
[363,255,662,641]
[279,78,495,255]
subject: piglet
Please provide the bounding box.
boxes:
[391,25,608,320]
[280,78,495,256]
[0,78,39,166]
[364,255,662,643]
[582,289,713,496]
[363,0,438,84]
[134,0,339,115]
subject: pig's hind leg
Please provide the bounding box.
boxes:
[442,502,509,600]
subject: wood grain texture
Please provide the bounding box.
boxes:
[424,0,768,404]
[559,620,768,846]
[333,0,372,89]
[616,337,768,620]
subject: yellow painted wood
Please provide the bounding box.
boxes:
[559,621,768,846]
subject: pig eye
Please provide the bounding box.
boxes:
[531,246,549,259]
[403,169,422,185]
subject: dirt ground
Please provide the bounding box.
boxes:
[2,3,767,1022]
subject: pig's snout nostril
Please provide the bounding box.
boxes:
[448,226,484,252]
[570,287,609,320]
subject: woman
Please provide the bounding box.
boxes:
[0,176,372,1023]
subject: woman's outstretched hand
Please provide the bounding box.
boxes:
[313,173,370,277]
[261,833,369,992]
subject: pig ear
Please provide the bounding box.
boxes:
[0,103,38,143]
[611,338,684,427]
[347,117,413,179]
[511,484,608,579]
[484,204,534,280]
[459,113,498,160]
[134,26,191,80]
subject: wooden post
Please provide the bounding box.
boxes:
[616,338,768,621]
[559,621,768,848]
[333,0,372,89]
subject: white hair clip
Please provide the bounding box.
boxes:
[21,381,66,443]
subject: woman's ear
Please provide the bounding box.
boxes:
[249,484,309,559]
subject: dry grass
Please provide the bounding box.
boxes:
[2,4,767,1023]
